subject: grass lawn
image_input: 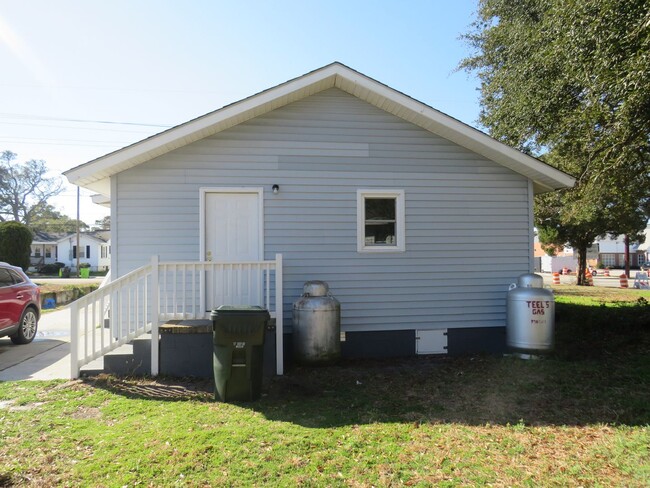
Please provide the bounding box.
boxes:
[1,288,648,486]
[34,283,99,295]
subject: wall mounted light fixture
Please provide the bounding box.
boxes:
[272,184,280,194]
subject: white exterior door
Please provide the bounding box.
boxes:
[203,190,263,309]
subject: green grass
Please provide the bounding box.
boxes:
[1,286,648,486]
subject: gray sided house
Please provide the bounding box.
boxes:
[64,63,574,374]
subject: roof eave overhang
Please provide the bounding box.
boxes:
[64,62,575,196]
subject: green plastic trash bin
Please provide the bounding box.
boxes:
[80,268,90,278]
[210,305,270,402]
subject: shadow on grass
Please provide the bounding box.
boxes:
[86,300,650,428]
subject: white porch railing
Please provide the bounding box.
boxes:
[70,254,283,379]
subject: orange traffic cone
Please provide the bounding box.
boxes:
[620,274,628,289]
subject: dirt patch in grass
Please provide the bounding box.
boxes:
[87,374,214,402]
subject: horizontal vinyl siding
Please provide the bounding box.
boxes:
[116,88,531,332]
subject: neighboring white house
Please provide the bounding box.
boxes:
[30,230,111,272]
[64,62,574,362]
[57,231,111,272]
[30,231,64,269]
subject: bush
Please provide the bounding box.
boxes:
[0,221,32,270]
[79,262,91,268]
[38,262,65,274]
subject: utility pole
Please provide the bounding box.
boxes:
[76,186,80,277]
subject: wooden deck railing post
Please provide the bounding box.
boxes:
[275,253,283,375]
[150,255,160,376]
[70,302,79,379]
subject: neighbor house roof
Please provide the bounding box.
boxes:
[64,62,575,196]
[57,231,109,244]
[31,231,66,244]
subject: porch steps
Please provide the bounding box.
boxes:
[79,334,152,377]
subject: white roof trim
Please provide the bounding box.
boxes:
[64,62,574,195]
[90,194,111,207]
[56,233,108,244]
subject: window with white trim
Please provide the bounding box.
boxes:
[357,190,405,253]
[600,253,616,267]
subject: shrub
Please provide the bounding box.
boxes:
[0,221,32,270]
[39,262,65,274]
[79,262,91,268]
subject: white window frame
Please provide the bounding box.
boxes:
[357,189,405,253]
[601,253,616,267]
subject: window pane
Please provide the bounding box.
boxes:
[0,269,14,287]
[365,198,396,246]
[365,198,395,221]
[365,222,396,245]
[9,270,24,284]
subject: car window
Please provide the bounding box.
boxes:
[8,269,25,284]
[0,268,14,287]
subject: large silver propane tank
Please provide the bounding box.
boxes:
[506,273,555,354]
[292,281,341,365]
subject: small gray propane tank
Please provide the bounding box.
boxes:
[292,281,341,365]
[506,273,555,353]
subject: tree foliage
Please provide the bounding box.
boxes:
[29,203,89,234]
[0,221,33,270]
[0,151,64,226]
[461,0,650,283]
[93,215,110,230]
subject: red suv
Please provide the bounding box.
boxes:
[0,262,40,344]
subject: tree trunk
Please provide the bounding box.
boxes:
[576,245,588,286]
[624,235,630,278]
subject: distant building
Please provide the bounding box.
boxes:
[29,230,111,272]
[596,228,648,269]
[30,231,65,269]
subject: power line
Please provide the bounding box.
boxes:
[0,120,159,134]
[2,136,131,144]
[0,139,125,148]
[0,112,172,128]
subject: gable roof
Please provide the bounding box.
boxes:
[31,231,66,244]
[64,62,575,196]
[56,231,109,244]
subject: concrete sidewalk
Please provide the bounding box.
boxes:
[0,307,72,381]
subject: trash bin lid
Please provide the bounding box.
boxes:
[210,305,269,320]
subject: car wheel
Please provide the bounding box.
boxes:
[10,307,38,344]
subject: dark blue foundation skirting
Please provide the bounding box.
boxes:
[446,327,507,356]
[159,326,507,378]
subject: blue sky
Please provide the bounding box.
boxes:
[0,1,481,223]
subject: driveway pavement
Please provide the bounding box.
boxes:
[0,307,72,381]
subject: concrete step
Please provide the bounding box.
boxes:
[79,357,104,377]
[81,334,153,377]
[103,344,142,376]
